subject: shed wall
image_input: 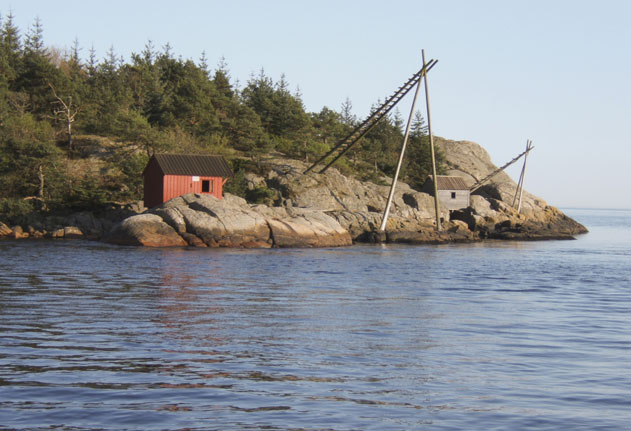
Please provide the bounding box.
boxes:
[437,190,470,210]
[163,175,224,203]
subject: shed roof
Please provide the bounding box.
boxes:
[426,175,469,191]
[150,154,233,177]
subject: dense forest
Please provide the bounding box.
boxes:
[0,13,444,217]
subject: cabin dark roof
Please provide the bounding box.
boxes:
[151,154,233,177]
[426,175,469,190]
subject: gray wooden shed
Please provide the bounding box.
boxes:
[421,175,470,211]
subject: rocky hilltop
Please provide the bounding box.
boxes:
[1,139,587,246]
[98,138,586,247]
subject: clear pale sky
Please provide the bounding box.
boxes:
[4,0,630,209]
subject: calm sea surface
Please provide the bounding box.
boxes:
[0,208,629,430]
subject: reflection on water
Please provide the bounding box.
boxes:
[0,209,629,430]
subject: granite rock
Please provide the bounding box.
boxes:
[103,214,188,247]
[104,193,352,248]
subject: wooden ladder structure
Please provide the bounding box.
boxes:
[304,59,438,174]
[469,144,534,193]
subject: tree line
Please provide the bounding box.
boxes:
[0,13,444,216]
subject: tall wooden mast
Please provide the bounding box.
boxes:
[422,49,441,231]
[379,56,426,231]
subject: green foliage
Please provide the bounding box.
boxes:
[223,158,277,205]
[245,186,276,205]
[65,176,109,210]
[0,197,36,221]
[110,109,162,154]
[114,152,148,200]
[1,12,22,83]
[222,158,276,204]
[403,112,447,189]
[223,158,259,199]
[0,113,60,198]
[241,70,311,157]
[223,169,247,199]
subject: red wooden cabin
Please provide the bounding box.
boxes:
[143,154,233,208]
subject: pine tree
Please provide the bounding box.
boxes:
[142,40,155,64]
[308,107,344,162]
[198,51,209,75]
[404,111,445,189]
[23,17,45,55]
[70,37,81,65]
[340,97,356,126]
[15,17,64,116]
[213,56,232,99]
[1,12,21,83]
[87,45,97,77]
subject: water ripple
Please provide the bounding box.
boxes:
[0,209,629,430]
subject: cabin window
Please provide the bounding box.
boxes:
[451,192,456,199]
[202,180,212,193]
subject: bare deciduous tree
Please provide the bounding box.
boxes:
[48,83,79,150]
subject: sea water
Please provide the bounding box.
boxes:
[0,208,629,430]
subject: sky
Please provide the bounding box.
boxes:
[3,0,630,209]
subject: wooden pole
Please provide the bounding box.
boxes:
[423,49,441,231]
[516,140,532,213]
[512,140,528,208]
[379,66,424,231]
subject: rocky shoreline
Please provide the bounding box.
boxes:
[0,140,588,247]
[0,203,142,241]
[0,191,586,247]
